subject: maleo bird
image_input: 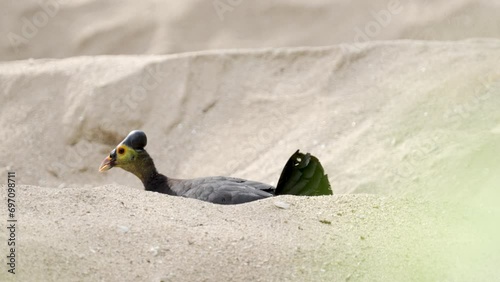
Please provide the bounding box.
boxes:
[99,130,332,204]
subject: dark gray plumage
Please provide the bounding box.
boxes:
[168,176,274,204]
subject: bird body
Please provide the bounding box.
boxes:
[99,130,331,204]
[168,176,274,204]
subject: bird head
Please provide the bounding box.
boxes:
[99,130,148,174]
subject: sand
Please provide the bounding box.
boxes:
[1,0,499,281]
[2,0,500,61]
[7,186,495,281]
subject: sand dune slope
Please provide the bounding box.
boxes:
[2,0,500,61]
[0,40,499,281]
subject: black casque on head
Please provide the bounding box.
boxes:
[121,130,147,150]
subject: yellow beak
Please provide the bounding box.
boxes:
[99,156,114,172]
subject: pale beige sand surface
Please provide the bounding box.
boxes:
[0,40,499,281]
[2,0,500,61]
[1,185,496,281]
[1,0,500,281]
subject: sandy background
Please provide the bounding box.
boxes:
[1,0,500,281]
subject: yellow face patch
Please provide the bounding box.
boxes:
[114,144,138,167]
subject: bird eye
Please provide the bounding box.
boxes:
[118,147,125,155]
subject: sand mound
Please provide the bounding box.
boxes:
[1,40,499,281]
[4,185,495,281]
[1,1,500,280]
[1,40,500,198]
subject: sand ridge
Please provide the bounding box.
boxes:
[0,40,499,281]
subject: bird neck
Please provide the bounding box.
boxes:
[132,151,176,195]
[143,173,175,195]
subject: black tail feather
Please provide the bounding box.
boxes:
[275,150,332,196]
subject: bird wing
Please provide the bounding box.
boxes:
[275,150,332,196]
[168,176,275,205]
